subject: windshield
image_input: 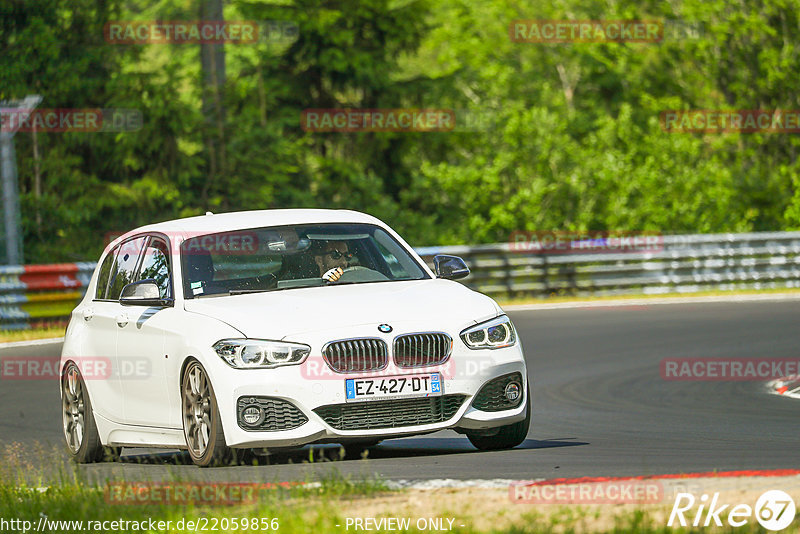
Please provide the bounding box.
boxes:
[180,223,429,298]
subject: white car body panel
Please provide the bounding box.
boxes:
[64,300,126,423]
[61,209,529,453]
[116,306,174,427]
[183,279,501,339]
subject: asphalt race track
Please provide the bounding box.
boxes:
[1,299,798,483]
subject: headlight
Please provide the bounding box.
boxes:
[213,339,311,369]
[460,315,517,349]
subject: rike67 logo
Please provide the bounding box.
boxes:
[669,490,796,531]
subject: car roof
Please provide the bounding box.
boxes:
[119,209,386,240]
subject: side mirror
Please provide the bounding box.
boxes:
[433,255,470,280]
[120,280,173,307]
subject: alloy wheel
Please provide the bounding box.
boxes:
[62,364,85,453]
[183,363,213,456]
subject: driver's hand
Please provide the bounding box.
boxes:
[322,267,344,282]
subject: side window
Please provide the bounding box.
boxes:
[138,238,172,298]
[94,248,118,300]
[107,236,147,300]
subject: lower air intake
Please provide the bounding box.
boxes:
[314,395,467,431]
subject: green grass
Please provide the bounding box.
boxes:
[2,482,344,533]
[1,453,393,534]
[0,441,792,534]
[4,479,794,534]
[0,442,794,534]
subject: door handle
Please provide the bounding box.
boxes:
[82,308,94,322]
[115,313,129,327]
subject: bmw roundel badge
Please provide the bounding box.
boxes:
[378,324,393,333]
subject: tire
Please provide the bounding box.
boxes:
[467,386,531,451]
[61,362,109,463]
[182,360,231,467]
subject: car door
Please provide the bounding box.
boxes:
[115,236,177,428]
[81,236,145,423]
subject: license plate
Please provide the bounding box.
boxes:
[345,373,442,402]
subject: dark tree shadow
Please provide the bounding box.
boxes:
[117,436,588,467]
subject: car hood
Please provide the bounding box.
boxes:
[183,279,501,340]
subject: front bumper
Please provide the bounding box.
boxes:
[212,344,528,448]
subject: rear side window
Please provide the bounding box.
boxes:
[94,249,118,300]
[107,237,147,300]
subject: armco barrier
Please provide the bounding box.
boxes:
[4,232,800,330]
[0,263,95,330]
[416,231,800,298]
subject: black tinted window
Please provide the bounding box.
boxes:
[181,223,428,298]
[107,237,147,300]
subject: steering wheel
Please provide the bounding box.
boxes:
[337,266,390,283]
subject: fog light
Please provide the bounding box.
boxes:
[242,405,263,426]
[504,382,521,402]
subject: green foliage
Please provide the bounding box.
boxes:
[2,0,800,262]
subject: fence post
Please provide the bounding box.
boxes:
[0,95,42,265]
[540,254,549,297]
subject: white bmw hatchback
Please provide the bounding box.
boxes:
[60,209,530,466]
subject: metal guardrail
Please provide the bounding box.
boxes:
[4,232,800,330]
[415,231,800,298]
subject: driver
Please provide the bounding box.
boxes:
[313,240,355,282]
